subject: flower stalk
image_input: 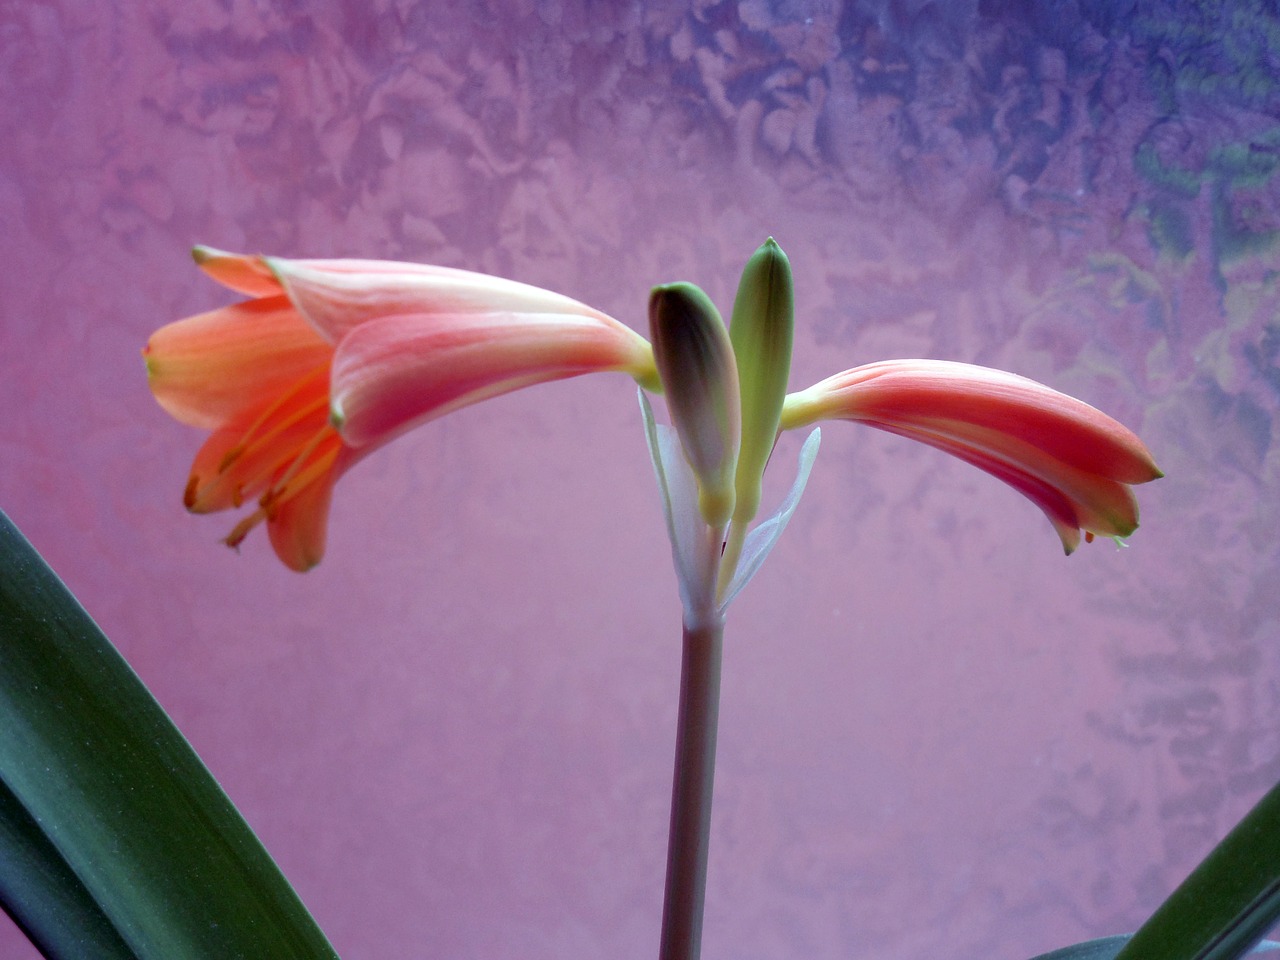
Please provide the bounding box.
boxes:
[659,618,724,960]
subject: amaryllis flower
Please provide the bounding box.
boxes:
[779,359,1163,553]
[144,247,657,571]
[144,242,1164,960]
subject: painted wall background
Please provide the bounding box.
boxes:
[2,1,1279,958]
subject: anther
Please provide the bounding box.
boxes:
[183,475,200,511]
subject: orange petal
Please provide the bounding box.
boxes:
[841,361,1161,482]
[144,296,332,429]
[192,246,283,297]
[888,417,1141,535]
[869,420,1138,551]
[183,364,333,513]
[264,446,346,572]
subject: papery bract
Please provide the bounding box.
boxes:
[145,247,657,571]
[780,359,1163,552]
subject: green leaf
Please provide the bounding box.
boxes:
[0,509,339,959]
[1029,936,1280,960]
[1113,780,1280,960]
[0,774,135,958]
[1029,935,1134,960]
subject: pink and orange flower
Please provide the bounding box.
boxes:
[144,248,657,571]
[145,244,1160,575]
[780,359,1163,553]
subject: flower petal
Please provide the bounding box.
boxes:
[215,427,349,572]
[268,257,619,343]
[887,418,1141,536]
[329,311,655,448]
[781,359,1160,550]
[783,360,1162,483]
[149,248,659,571]
[266,459,341,573]
[144,297,331,429]
[639,391,721,628]
[183,364,333,513]
[868,421,1125,552]
[192,246,284,297]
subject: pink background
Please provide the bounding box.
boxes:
[3,2,1279,958]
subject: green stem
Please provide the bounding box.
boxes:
[658,618,724,960]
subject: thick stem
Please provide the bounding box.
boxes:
[658,618,724,960]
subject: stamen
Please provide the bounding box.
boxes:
[243,392,330,465]
[214,396,329,502]
[220,428,342,550]
[218,446,246,474]
[224,508,268,550]
[259,424,335,509]
[216,362,330,475]
[183,474,200,510]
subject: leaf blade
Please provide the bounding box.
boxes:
[0,509,339,959]
[1112,780,1280,960]
[0,774,137,959]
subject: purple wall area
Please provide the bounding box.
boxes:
[2,2,1278,958]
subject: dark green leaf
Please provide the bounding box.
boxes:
[1030,935,1134,960]
[1112,777,1280,960]
[0,774,136,958]
[0,509,339,959]
[1030,936,1280,960]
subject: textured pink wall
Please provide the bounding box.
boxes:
[3,2,1279,958]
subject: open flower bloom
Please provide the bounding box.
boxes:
[145,248,657,571]
[779,359,1163,553]
[146,240,1160,581]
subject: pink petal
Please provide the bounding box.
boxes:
[268,257,617,344]
[868,420,1139,552]
[782,359,1160,549]
[329,311,654,448]
[794,360,1162,483]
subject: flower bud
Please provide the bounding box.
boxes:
[649,283,740,528]
[728,238,794,528]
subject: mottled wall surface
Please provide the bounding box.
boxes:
[2,1,1279,958]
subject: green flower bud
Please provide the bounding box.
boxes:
[649,282,741,528]
[714,239,795,597]
[729,238,794,527]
